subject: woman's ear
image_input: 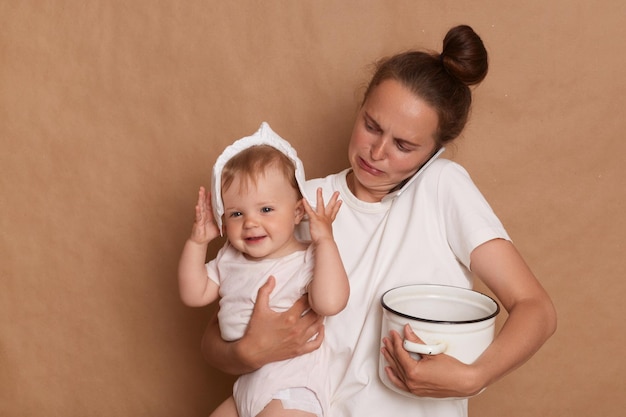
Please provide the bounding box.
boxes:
[294,199,305,224]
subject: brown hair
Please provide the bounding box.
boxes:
[362,25,488,146]
[221,145,302,199]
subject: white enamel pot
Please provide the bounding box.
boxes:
[379,284,500,398]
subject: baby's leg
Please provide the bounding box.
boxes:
[257,388,322,417]
[210,396,238,417]
[256,399,317,417]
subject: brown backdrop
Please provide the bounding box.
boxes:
[2,1,625,416]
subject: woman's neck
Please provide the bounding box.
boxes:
[346,170,387,203]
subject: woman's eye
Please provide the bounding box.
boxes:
[395,141,412,152]
[365,121,377,132]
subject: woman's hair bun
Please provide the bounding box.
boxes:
[440,25,488,86]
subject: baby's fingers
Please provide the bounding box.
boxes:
[195,187,215,223]
[325,191,342,220]
[194,188,206,221]
[314,188,326,215]
[302,188,326,217]
[302,195,315,217]
[194,201,204,223]
[305,189,342,221]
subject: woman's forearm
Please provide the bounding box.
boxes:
[201,311,259,375]
[471,295,557,390]
[200,279,326,375]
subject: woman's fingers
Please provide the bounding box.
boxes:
[255,276,276,312]
[384,363,409,391]
[288,295,325,343]
[403,324,426,344]
[381,331,411,390]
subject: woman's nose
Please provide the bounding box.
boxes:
[370,137,387,160]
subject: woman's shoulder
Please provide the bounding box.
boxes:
[424,158,491,209]
[429,157,467,172]
[413,158,482,200]
[304,168,349,194]
[416,158,469,187]
[420,158,472,184]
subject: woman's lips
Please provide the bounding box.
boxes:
[357,157,383,176]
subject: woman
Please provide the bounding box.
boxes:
[201,24,557,417]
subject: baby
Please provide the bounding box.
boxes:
[177,123,349,417]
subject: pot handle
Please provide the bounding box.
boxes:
[403,339,447,356]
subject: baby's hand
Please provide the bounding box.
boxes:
[302,188,341,244]
[189,186,220,244]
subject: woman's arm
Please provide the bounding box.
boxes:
[465,238,557,388]
[381,238,557,397]
[201,277,326,375]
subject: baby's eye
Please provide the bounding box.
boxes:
[261,207,273,213]
[229,211,242,218]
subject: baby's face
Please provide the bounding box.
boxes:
[221,165,304,260]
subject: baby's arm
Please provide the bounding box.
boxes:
[302,188,349,316]
[178,186,221,307]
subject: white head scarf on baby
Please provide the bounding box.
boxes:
[210,122,309,235]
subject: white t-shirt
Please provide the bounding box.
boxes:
[299,158,510,417]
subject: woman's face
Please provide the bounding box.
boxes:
[348,79,439,202]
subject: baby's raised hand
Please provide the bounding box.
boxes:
[302,188,341,244]
[189,186,220,244]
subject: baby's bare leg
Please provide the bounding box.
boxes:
[209,396,238,417]
[257,399,317,417]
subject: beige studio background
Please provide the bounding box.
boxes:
[1,1,625,416]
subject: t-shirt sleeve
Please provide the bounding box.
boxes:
[205,243,230,286]
[438,162,511,270]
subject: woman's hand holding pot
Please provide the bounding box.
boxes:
[381,325,484,398]
[379,284,498,399]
